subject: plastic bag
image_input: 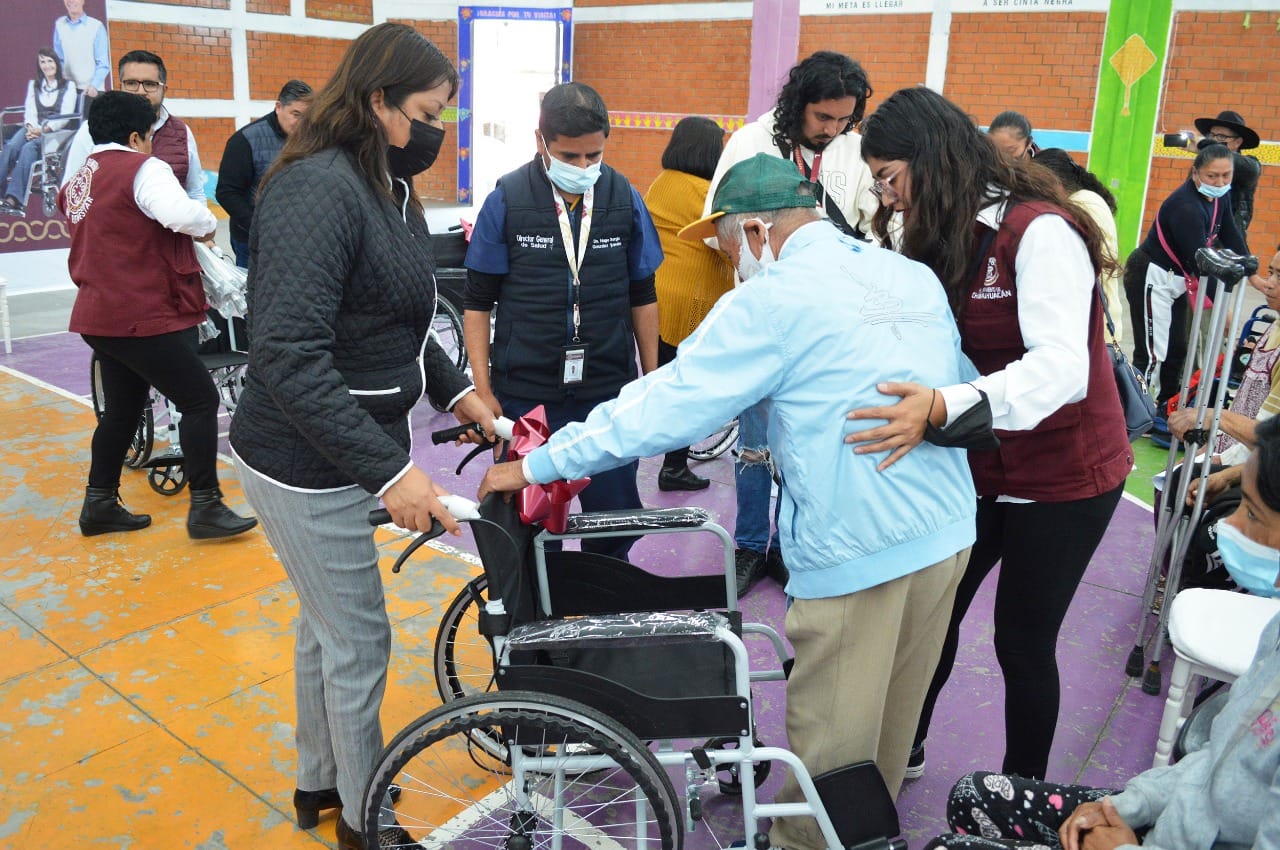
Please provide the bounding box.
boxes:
[194,242,248,319]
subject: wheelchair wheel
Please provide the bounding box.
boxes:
[688,419,738,463]
[434,575,495,703]
[90,353,154,469]
[429,299,468,413]
[363,692,682,850]
[148,461,187,495]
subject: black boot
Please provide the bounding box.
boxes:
[79,487,152,536]
[187,487,258,539]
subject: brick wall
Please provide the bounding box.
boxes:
[945,12,1106,129]
[307,0,373,24]
[1141,10,1280,258]
[574,19,752,190]
[798,14,931,115]
[246,0,289,14]
[246,31,349,100]
[125,0,229,9]
[187,117,237,172]
[108,21,233,99]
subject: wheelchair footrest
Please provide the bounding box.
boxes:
[140,451,184,469]
[812,761,902,850]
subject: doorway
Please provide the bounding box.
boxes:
[457,7,572,205]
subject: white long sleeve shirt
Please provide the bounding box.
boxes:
[62,106,205,201]
[939,199,1094,434]
[87,143,216,237]
[24,80,78,133]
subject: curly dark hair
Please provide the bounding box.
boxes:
[771,51,871,152]
[861,87,1115,317]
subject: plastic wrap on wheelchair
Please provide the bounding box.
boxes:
[500,610,748,742]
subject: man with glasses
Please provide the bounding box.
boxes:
[1195,109,1262,240]
[61,50,207,202]
[701,50,878,598]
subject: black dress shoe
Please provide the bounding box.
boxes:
[764,547,789,587]
[735,548,767,598]
[187,487,258,539]
[295,786,400,829]
[336,816,414,850]
[79,486,151,536]
[294,787,342,829]
[658,466,711,491]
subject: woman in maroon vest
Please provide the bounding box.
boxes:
[847,86,1132,781]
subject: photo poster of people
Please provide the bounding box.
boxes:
[0,0,110,254]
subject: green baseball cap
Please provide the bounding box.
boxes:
[679,153,820,241]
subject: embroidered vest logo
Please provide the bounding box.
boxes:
[64,157,98,224]
[972,256,1013,301]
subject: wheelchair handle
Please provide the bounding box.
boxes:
[368,495,481,572]
[431,415,515,445]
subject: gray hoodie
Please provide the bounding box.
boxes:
[1111,610,1280,850]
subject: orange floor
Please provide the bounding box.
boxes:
[0,369,479,847]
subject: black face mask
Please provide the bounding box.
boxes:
[388,118,445,178]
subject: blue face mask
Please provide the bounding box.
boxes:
[545,155,601,195]
[1216,521,1280,597]
[1197,181,1232,200]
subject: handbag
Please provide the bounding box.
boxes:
[1100,287,1157,441]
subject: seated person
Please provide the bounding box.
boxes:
[0,47,77,216]
[923,415,1280,850]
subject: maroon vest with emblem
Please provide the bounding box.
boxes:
[151,112,190,188]
[60,149,206,337]
[960,200,1132,501]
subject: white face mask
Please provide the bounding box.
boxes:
[736,220,775,281]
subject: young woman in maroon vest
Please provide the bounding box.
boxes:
[846,86,1132,781]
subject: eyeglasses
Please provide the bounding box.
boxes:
[121,79,165,93]
[1208,132,1240,143]
[869,166,904,202]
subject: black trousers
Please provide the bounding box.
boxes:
[657,337,691,471]
[1125,248,1189,411]
[914,483,1124,779]
[83,328,221,492]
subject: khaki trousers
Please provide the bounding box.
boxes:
[769,548,970,850]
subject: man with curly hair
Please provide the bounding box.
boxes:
[705,50,878,598]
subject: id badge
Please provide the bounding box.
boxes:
[561,345,588,386]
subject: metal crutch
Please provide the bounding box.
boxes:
[1126,247,1258,694]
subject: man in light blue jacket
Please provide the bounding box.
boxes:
[479,153,978,848]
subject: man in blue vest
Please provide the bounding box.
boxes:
[463,81,663,561]
[216,80,313,267]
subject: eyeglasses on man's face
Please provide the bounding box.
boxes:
[121,79,165,93]
[1208,132,1240,143]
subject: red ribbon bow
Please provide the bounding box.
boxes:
[506,405,590,534]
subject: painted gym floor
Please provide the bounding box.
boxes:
[0,328,1174,849]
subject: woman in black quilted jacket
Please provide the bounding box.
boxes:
[228,23,495,850]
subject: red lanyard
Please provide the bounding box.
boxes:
[792,145,822,182]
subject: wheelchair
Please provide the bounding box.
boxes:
[0,94,81,217]
[359,483,908,850]
[89,312,248,495]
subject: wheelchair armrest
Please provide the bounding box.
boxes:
[558,506,714,537]
[505,610,731,651]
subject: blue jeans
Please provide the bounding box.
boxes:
[230,236,250,269]
[0,135,41,203]
[498,393,642,561]
[734,401,779,553]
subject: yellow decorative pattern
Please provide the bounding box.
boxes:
[608,111,746,132]
[0,218,70,244]
[1154,137,1280,166]
[1108,33,1157,117]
